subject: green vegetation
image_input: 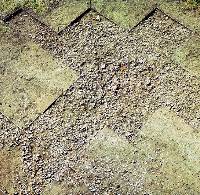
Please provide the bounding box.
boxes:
[93,0,155,28]
[93,0,200,31]
[0,0,55,15]
[0,38,78,127]
[84,108,200,193]
[0,21,9,33]
[44,0,88,31]
[0,0,200,32]
[0,0,24,15]
[158,0,200,32]
[173,35,200,78]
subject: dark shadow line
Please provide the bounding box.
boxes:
[90,0,92,9]
[2,7,24,22]
[130,4,194,33]
[58,6,121,35]
[24,8,57,34]
[25,81,78,129]
[2,3,196,36]
[58,7,92,35]
[0,2,198,130]
[2,7,57,34]
[156,6,193,33]
[25,91,64,129]
[129,5,158,32]
[66,7,92,26]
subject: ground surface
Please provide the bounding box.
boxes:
[0,0,200,194]
[0,37,77,127]
[93,0,200,31]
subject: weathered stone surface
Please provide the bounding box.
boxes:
[0,2,199,194]
[93,0,200,32]
[0,148,23,194]
[78,108,200,193]
[173,34,200,78]
[93,0,156,28]
[0,39,77,127]
[44,0,88,32]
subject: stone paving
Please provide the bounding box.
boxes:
[0,2,200,194]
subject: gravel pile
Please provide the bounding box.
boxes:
[0,8,199,194]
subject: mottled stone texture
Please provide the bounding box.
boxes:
[0,1,199,194]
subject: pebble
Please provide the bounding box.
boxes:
[0,7,199,195]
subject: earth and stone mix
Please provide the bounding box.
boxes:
[0,1,200,194]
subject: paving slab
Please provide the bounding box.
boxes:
[92,0,156,28]
[1,0,200,32]
[0,38,78,128]
[81,108,200,193]
[0,1,199,194]
[138,108,200,193]
[6,8,198,193]
[0,0,59,16]
[40,107,199,193]
[173,34,200,78]
[93,0,200,32]
[44,0,89,32]
[0,148,23,194]
[158,0,200,33]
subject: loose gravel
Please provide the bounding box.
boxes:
[0,8,199,194]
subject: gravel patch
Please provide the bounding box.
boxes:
[0,8,199,194]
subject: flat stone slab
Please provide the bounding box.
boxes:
[158,0,200,33]
[82,108,200,193]
[93,0,156,28]
[0,148,22,194]
[0,0,55,16]
[173,34,200,78]
[93,0,200,32]
[1,1,200,32]
[0,1,199,193]
[139,108,200,193]
[0,41,78,128]
[44,0,88,32]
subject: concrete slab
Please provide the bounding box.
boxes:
[0,41,78,128]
